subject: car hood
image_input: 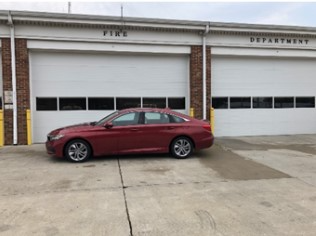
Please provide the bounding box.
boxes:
[49,122,96,135]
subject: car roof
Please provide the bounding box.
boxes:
[119,107,171,113]
[118,107,194,120]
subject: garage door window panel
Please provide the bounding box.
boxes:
[60,98,86,110]
[230,97,251,109]
[116,98,141,110]
[168,97,185,110]
[36,98,58,111]
[143,98,166,108]
[274,97,294,109]
[212,97,228,109]
[295,97,315,108]
[253,97,273,109]
[88,98,114,110]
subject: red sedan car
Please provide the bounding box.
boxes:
[46,108,214,162]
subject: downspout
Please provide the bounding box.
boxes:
[8,12,18,145]
[202,24,210,120]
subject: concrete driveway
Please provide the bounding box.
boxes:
[0,135,315,236]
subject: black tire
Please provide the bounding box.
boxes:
[65,139,91,162]
[170,137,193,159]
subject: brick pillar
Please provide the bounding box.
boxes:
[207,47,211,120]
[16,39,30,145]
[2,39,13,145]
[190,46,211,120]
[1,38,30,145]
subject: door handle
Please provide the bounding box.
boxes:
[130,128,140,131]
[167,127,175,130]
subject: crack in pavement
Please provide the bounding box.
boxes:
[117,158,133,236]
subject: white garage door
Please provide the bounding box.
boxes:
[31,51,189,143]
[212,56,316,136]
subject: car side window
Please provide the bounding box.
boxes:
[144,112,170,124]
[112,112,140,126]
[170,114,185,123]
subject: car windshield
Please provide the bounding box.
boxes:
[95,111,119,126]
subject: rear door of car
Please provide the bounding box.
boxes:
[137,111,178,152]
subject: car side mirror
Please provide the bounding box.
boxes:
[104,122,113,129]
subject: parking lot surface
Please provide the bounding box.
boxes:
[0,135,316,236]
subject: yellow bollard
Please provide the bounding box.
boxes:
[210,107,215,134]
[26,109,32,145]
[0,110,3,146]
[189,108,194,118]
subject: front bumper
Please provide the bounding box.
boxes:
[46,142,56,155]
[45,140,64,158]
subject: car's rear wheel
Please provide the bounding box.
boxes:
[170,137,193,159]
[65,139,91,162]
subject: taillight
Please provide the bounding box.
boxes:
[202,124,212,132]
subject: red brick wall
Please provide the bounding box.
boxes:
[190,46,211,120]
[1,39,13,145]
[1,38,30,145]
[16,39,30,145]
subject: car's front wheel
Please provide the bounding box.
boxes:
[65,139,91,162]
[170,137,193,159]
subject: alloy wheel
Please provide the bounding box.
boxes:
[173,138,192,158]
[66,141,90,162]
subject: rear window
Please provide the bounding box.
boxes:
[170,114,185,123]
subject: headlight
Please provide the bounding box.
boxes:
[48,134,64,141]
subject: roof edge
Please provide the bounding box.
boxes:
[209,21,316,34]
[1,10,316,35]
[0,10,209,31]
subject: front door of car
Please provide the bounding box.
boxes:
[111,112,145,154]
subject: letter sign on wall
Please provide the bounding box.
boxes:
[250,37,309,45]
[103,30,128,38]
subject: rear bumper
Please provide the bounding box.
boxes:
[196,134,214,150]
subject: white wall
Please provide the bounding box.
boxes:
[15,24,202,45]
[28,40,191,54]
[208,33,316,49]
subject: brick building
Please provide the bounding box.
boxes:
[0,10,316,145]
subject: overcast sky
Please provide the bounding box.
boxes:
[1,1,316,27]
